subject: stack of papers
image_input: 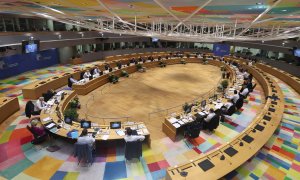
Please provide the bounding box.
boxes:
[169,117,178,124]
[102,135,109,140]
[137,129,143,135]
[46,123,56,129]
[42,117,51,122]
[173,122,181,128]
[116,130,125,136]
[178,120,184,125]
[143,129,149,134]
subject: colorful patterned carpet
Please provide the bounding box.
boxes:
[226,78,300,180]
[0,64,266,179]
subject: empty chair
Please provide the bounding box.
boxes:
[74,143,93,165]
[125,140,142,161]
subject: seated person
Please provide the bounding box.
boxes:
[204,109,215,122]
[93,66,101,75]
[30,118,46,136]
[68,75,78,87]
[35,97,46,113]
[104,63,110,70]
[243,70,249,80]
[116,61,122,69]
[227,90,240,104]
[221,99,234,115]
[77,128,95,148]
[83,70,91,79]
[240,85,249,98]
[246,80,253,90]
[43,89,56,102]
[202,108,216,130]
[124,128,145,142]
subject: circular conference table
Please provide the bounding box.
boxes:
[38,54,229,148]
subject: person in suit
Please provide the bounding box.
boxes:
[77,128,95,148]
[240,85,249,98]
[204,108,215,123]
[68,75,78,87]
[35,97,46,113]
[83,70,91,79]
[92,66,101,75]
[124,128,145,142]
[227,90,240,104]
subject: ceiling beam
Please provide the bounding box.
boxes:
[152,0,195,34]
[169,0,213,33]
[237,0,283,36]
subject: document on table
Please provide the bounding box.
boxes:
[137,129,143,135]
[169,117,178,124]
[142,129,149,134]
[178,120,184,125]
[101,135,109,140]
[172,122,181,128]
[46,123,56,129]
[116,130,125,136]
[42,117,51,122]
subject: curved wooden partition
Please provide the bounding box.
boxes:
[0,97,20,123]
[165,61,284,180]
[21,51,214,99]
[255,63,300,94]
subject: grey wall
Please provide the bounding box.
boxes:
[58,46,75,64]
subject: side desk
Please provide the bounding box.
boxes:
[0,97,20,124]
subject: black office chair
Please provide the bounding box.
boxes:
[125,140,142,161]
[226,105,236,116]
[26,125,47,144]
[25,101,40,118]
[204,115,220,132]
[250,83,256,92]
[68,77,72,88]
[235,97,244,110]
[80,72,85,79]
[74,143,94,165]
[185,121,202,139]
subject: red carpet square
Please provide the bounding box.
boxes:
[148,162,160,172]
[157,160,170,169]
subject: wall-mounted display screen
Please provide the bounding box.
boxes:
[22,40,40,54]
[294,49,300,57]
[152,38,159,42]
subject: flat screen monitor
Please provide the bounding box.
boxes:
[80,121,91,129]
[110,121,121,129]
[22,40,40,54]
[152,38,159,42]
[294,49,300,57]
[201,100,206,108]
